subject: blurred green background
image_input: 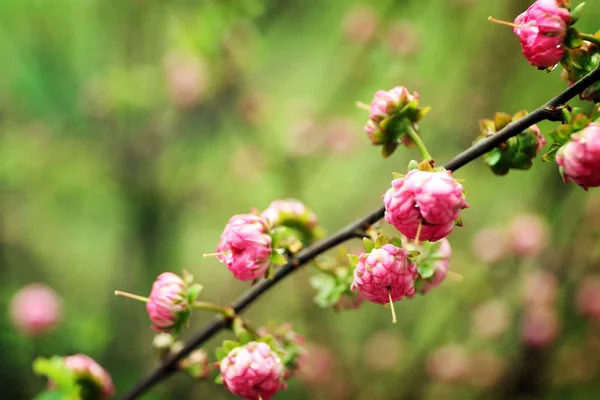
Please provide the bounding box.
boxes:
[2,0,600,399]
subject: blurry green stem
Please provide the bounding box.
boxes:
[406,126,432,160]
[580,33,600,47]
[192,302,229,316]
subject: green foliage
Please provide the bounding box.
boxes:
[32,357,80,400]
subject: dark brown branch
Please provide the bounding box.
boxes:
[120,65,600,400]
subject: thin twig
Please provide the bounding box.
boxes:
[120,65,600,400]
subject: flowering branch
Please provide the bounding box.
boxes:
[119,65,600,400]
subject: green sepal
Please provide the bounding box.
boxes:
[390,237,403,248]
[417,263,435,279]
[454,217,463,227]
[258,334,277,349]
[222,340,240,354]
[407,160,419,171]
[238,331,254,345]
[542,142,562,162]
[407,250,420,259]
[414,278,425,293]
[493,112,512,131]
[347,254,359,266]
[374,234,388,249]
[363,238,375,253]
[564,27,583,49]
[392,171,404,179]
[187,284,203,303]
[570,2,585,24]
[485,148,502,166]
[381,141,398,158]
[270,250,288,266]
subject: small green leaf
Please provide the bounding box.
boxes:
[215,374,224,384]
[187,284,203,303]
[374,234,388,248]
[392,171,404,179]
[407,159,419,171]
[485,148,503,166]
[363,238,374,253]
[570,2,585,23]
[215,347,228,361]
[347,254,359,266]
[381,141,398,158]
[390,237,402,248]
[270,251,288,265]
[33,391,67,400]
[454,217,464,227]
[222,340,240,353]
[418,263,435,279]
[238,331,254,345]
[407,250,420,258]
[542,142,562,163]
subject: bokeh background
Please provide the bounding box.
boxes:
[2,0,600,399]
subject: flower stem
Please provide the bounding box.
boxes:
[192,301,229,316]
[115,290,149,303]
[406,126,432,160]
[388,289,397,324]
[580,33,600,47]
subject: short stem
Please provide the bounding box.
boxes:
[406,126,432,160]
[192,301,229,316]
[488,16,522,29]
[355,101,371,111]
[203,251,229,258]
[114,290,149,303]
[447,271,464,282]
[415,219,423,246]
[388,290,397,324]
[580,33,600,47]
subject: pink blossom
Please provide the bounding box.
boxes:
[383,169,468,242]
[351,244,418,304]
[164,53,206,108]
[522,270,558,307]
[216,213,272,281]
[146,272,188,332]
[521,305,560,348]
[472,299,511,339]
[513,0,571,67]
[369,86,417,123]
[342,5,378,44]
[61,354,115,399]
[426,345,470,382]
[261,199,318,230]
[575,276,600,320]
[9,283,62,336]
[471,227,507,264]
[220,342,285,400]
[508,213,549,258]
[556,123,600,190]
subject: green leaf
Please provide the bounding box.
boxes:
[542,142,562,163]
[362,238,374,253]
[381,141,398,158]
[187,284,203,303]
[390,237,403,248]
[33,391,67,400]
[238,331,254,345]
[406,159,419,171]
[485,148,502,167]
[493,112,512,130]
[33,357,80,399]
[570,2,585,23]
[407,250,420,258]
[215,347,228,361]
[374,234,388,249]
[222,340,240,353]
[270,251,288,265]
[392,171,404,179]
[347,254,359,266]
[215,374,224,384]
[418,263,435,279]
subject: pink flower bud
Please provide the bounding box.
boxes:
[370,86,417,123]
[220,342,285,400]
[179,349,212,380]
[471,227,507,264]
[9,283,62,336]
[61,354,115,399]
[351,244,418,304]
[471,299,511,339]
[383,169,468,242]
[164,53,207,108]
[507,213,549,258]
[146,272,189,332]
[513,0,572,68]
[426,345,470,383]
[556,123,600,190]
[522,269,558,307]
[521,305,560,348]
[362,330,404,371]
[261,199,318,231]
[575,276,600,320]
[216,213,273,281]
[342,5,378,44]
